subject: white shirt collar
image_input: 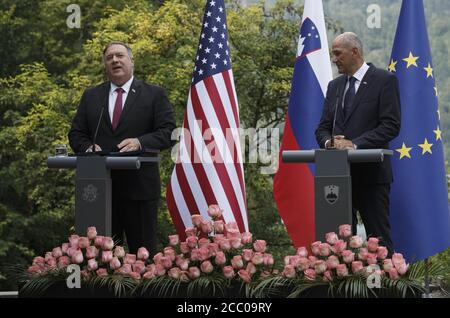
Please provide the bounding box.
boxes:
[110,76,134,94]
[351,62,369,82]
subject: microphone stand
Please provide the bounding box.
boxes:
[91,106,104,155]
[329,92,340,149]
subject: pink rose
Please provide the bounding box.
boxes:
[33,256,45,267]
[200,220,213,234]
[397,263,409,275]
[351,261,364,273]
[185,227,196,237]
[304,269,316,281]
[176,257,189,271]
[87,226,97,240]
[251,252,264,265]
[349,235,363,248]
[190,249,200,261]
[124,253,137,264]
[263,253,274,266]
[336,264,349,277]
[213,220,225,234]
[155,264,166,276]
[341,250,355,263]
[61,243,69,254]
[311,241,321,255]
[46,258,57,268]
[358,248,369,261]
[143,271,155,279]
[129,272,141,280]
[367,253,378,265]
[224,221,239,232]
[314,260,327,274]
[186,236,198,249]
[297,257,310,271]
[253,240,267,253]
[296,247,308,258]
[94,236,104,247]
[200,261,214,274]
[145,264,156,275]
[72,250,83,264]
[117,264,132,275]
[326,255,340,270]
[86,246,99,259]
[180,242,190,254]
[78,237,90,249]
[383,259,394,272]
[377,246,388,260]
[67,247,78,257]
[226,228,241,239]
[238,269,252,283]
[113,246,125,258]
[188,266,201,279]
[215,251,227,266]
[133,260,146,274]
[96,268,108,277]
[198,238,210,248]
[246,262,257,275]
[219,239,231,251]
[392,253,405,269]
[137,247,149,260]
[69,235,79,248]
[162,256,173,269]
[101,251,113,263]
[223,266,235,279]
[208,243,220,255]
[231,255,244,269]
[229,237,242,249]
[191,214,203,227]
[207,204,223,218]
[283,265,296,278]
[87,259,98,271]
[339,224,352,237]
[388,268,399,280]
[323,270,333,282]
[45,252,53,262]
[332,240,347,254]
[109,257,121,270]
[308,256,317,267]
[102,237,114,250]
[52,247,62,259]
[319,243,332,257]
[241,232,253,244]
[168,234,179,246]
[325,232,339,245]
[198,246,210,261]
[27,265,43,276]
[57,256,70,268]
[367,237,379,252]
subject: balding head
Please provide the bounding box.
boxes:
[331,32,364,76]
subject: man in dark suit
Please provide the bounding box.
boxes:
[68,41,176,255]
[316,32,401,253]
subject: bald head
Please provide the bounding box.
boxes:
[331,32,364,76]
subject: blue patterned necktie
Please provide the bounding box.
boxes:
[343,76,356,118]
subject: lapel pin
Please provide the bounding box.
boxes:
[363,81,367,85]
[132,88,136,93]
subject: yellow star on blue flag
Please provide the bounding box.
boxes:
[389,0,450,261]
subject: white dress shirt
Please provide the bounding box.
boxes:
[108,76,134,123]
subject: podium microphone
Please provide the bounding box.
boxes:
[91,105,105,154]
[329,92,340,149]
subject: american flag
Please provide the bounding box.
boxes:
[166,0,248,237]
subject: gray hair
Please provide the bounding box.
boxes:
[336,32,363,56]
[102,41,133,61]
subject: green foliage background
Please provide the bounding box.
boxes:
[0,0,448,291]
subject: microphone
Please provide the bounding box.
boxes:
[91,105,105,154]
[329,91,340,149]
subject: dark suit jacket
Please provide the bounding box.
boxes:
[315,64,401,185]
[68,78,176,200]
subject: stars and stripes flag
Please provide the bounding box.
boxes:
[273,0,332,248]
[389,0,450,261]
[166,0,248,238]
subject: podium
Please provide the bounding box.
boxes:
[282,149,392,240]
[47,153,159,236]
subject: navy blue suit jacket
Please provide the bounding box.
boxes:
[315,64,401,185]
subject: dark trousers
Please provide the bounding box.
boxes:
[351,183,394,254]
[112,197,159,256]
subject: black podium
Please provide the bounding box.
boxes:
[47,153,159,236]
[282,149,392,240]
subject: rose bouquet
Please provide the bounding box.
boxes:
[135,205,278,297]
[253,224,425,298]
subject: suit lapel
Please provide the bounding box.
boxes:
[98,82,113,131]
[344,65,376,124]
[115,79,141,131]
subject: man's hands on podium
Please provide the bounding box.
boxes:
[86,144,102,152]
[118,138,141,152]
[326,135,356,150]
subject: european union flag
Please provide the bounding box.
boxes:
[389,0,450,262]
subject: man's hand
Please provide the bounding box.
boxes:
[326,135,345,148]
[335,138,355,150]
[86,144,102,152]
[118,138,141,152]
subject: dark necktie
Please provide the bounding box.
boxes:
[343,76,356,118]
[112,87,124,131]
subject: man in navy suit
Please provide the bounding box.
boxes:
[69,41,176,255]
[316,32,401,253]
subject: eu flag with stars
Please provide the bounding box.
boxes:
[389,0,450,262]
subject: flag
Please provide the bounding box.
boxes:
[389,0,450,261]
[273,0,332,248]
[166,0,248,238]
